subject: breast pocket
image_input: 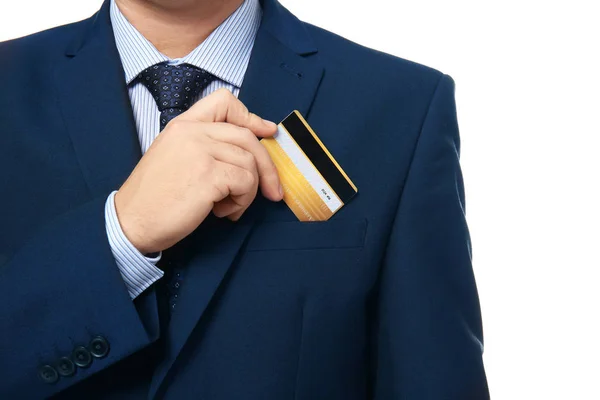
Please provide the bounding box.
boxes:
[245,219,368,252]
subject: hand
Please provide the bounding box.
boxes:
[114,89,283,254]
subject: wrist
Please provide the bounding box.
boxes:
[114,191,155,254]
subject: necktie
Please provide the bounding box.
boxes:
[138,62,216,318]
[138,61,217,131]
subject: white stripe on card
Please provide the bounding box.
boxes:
[274,125,343,213]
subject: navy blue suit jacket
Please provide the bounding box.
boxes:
[0,0,488,398]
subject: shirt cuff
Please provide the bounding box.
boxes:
[104,190,164,299]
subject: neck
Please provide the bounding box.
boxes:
[115,0,245,58]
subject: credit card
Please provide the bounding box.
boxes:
[261,110,357,221]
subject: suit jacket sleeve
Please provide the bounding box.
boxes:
[0,197,161,399]
[372,75,489,399]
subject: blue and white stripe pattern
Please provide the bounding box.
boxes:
[104,0,262,298]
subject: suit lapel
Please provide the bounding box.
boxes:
[54,1,141,199]
[238,12,323,122]
[149,0,324,396]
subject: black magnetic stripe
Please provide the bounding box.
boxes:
[281,112,356,203]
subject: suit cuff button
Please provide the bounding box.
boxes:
[89,335,110,359]
[38,365,59,384]
[56,357,76,377]
[72,346,93,368]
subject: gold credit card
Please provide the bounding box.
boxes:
[261,110,358,221]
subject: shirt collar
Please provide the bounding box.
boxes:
[110,0,261,87]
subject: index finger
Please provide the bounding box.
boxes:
[180,88,277,137]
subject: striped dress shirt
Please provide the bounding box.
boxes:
[104,0,262,298]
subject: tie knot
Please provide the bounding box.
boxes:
[138,62,216,113]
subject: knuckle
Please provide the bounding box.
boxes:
[216,88,234,103]
[239,148,255,166]
[228,143,245,155]
[244,169,257,188]
[196,121,212,136]
[259,159,278,180]
[248,111,259,122]
[221,164,234,181]
[165,118,184,131]
[238,127,255,142]
[211,170,229,196]
[258,148,275,168]
[194,155,215,180]
[239,103,250,116]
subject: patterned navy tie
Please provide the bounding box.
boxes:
[138,62,216,316]
[138,61,217,131]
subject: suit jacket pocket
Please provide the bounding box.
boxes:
[246,219,368,251]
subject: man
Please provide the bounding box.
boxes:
[0,0,489,398]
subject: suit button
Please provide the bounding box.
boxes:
[39,365,59,384]
[56,357,76,377]
[72,346,92,368]
[89,336,110,358]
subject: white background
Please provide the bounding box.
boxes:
[2,1,599,398]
